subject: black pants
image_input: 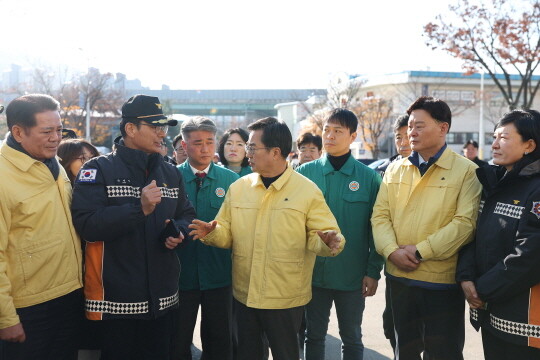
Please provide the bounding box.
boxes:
[101,311,175,360]
[482,328,540,360]
[3,290,82,360]
[171,286,232,360]
[383,277,396,350]
[234,299,303,360]
[389,278,464,360]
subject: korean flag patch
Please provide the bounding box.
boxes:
[77,169,97,183]
[531,201,540,219]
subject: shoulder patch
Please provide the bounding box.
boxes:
[77,169,97,183]
[531,201,540,219]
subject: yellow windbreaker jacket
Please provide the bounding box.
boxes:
[202,165,345,309]
[0,143,83,329]
[371,148,482,284]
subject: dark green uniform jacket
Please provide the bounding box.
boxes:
[297,155,383,290]
[177,162,239,290]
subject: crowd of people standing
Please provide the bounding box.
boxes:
[0,92,539,360]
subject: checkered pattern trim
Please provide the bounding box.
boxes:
[470,308,478,321]
[493,202,525,219]
[106,185,141,198]
[479,200,485,214]
[85,299,149,314]
[159,292,179,311]
[490,314,540,338]
[160,187,179,199]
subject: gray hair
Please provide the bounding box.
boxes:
[181,116,217,138]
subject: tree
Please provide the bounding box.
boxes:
[301,74,393,158]
[352,96,393,159]
[31,66,124,146]
[424,0,540,110]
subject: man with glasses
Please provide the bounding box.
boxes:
[71,94,196,359]
[173,134,188,165]
[189,117,345,360]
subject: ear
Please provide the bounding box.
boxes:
[440,122,450,135]
[350,131,358,143]
[525,139,536,154]
[11,125,25,143]
[181,140,187,151]
[272,147,282,160]
[124,122,137,138]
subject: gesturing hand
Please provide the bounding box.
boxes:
[141,180,162,216]
[317,230,341,256]
[388,249,419,272]
[188,220,217,240]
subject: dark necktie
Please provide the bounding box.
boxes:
[195,172,206,191]
[419,162,429,176]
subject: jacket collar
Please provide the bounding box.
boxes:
[1,141,49,173]
[320,154,356,176]
[250,164,293,191]
[403,146,453,171]
[115,137,162,172]
[477,158,540,194]
[181,162,217,183]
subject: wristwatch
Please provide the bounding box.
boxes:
[415,250,423,261]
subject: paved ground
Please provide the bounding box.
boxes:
[79,274,484,359]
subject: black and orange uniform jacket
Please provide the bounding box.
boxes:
[457,158,540,349]
[71,139,195,321]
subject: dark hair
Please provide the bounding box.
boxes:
[172,134,183,149]
[6,94,60,130]
[406,96,452,130]
[218,128,249,167]
[57,139,100,184]
[393,114,409,132]
[325,108,358,134]
[296,132,322,151]
[247,117,291,160]
[496,109,540,160]
[463,139,479,149]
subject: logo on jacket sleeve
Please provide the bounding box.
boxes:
[215,187,226,197]
[78,169,97,183]
[531,201,540,219]
[349,181,360,191]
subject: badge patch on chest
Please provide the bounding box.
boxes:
[78,169,97,183]
[115,178,131,185]
[349,181,360,191]
[531,201,540,219]
[215,187,226,197]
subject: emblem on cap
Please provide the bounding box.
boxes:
[215,187,226,197]
[349,181,360,191]
[531,201,540,219]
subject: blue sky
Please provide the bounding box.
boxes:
[1,0,467,89]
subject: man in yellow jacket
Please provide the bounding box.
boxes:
[0,94,83,359]
[189,117,345,360]
[371,96,482,360]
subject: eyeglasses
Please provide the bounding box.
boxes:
[140,123,169,134]
[245,145,271,155]
[77,155,92,163]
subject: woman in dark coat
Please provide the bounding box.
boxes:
[457,109,540,359]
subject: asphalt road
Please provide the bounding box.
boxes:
[79,274,484,359]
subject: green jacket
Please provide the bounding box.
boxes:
[297,155,383,290]
[177,162,239,290]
